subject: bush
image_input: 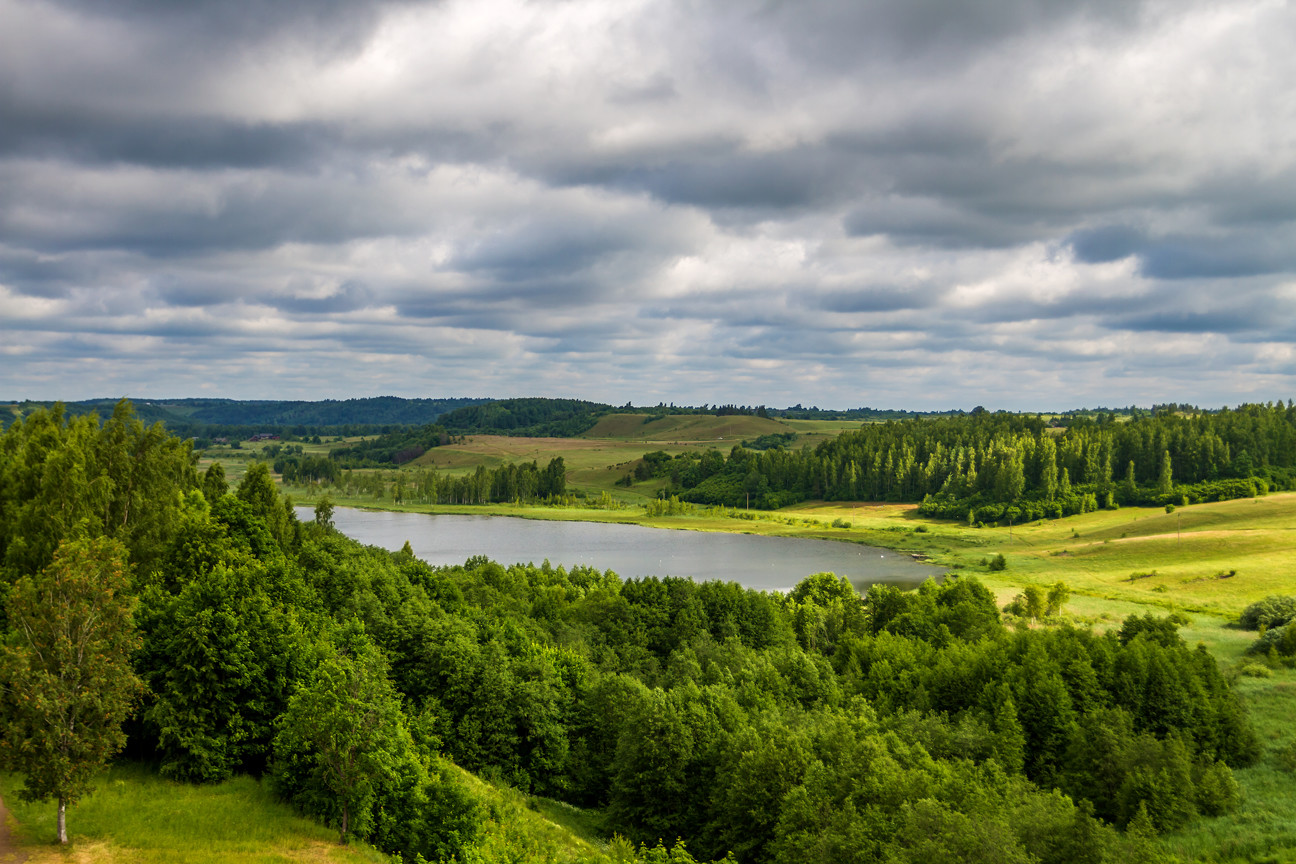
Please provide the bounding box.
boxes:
[1239,595,1296,630]
[987,553,1007,571]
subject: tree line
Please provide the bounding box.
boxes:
[622,403,1296,518]
[324,459,569,505]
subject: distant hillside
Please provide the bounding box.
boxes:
[583,412,793,441]
[0,397,491,436]
[439,398,614,437]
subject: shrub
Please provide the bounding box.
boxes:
[1239,595,1296,630]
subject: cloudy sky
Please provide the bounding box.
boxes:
[2,0,1295,410]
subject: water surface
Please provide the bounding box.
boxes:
[305,507,943,593]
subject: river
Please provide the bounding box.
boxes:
[303,506,943,593]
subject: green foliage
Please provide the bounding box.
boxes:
[607,402,1296,512]
[272,627,479,860]
[1238,594,1296,630]
[315,494,336,529]
[328,422,450,467]
[741,432,798,451]
[324,457,568,506]
[202,462,229,501]
[440,398,613,437]
[137,562,313,782]
[0,537,144,842]
[0,400,197,590]
[0,763,390,863]
[1245,621,1296,659]
[1046,582,1071,616]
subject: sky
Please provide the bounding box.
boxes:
[2,0,1295,410]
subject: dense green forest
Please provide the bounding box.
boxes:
[326,423,455,468]
[0,401,1271,862]
[1,397,488,439]
[435,398,978,437]
[624,404,1296,516]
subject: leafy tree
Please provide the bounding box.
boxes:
[1045,582,1071,617]
[138,563,312,782]
[272,630,406,843]
[314,495,336,530]
[202,462,228,502]
[0,537,143,843]
[1021,585,1044,620]
[1156,450,1173,496]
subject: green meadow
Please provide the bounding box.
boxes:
[0,765,387,864]
[1,762,628,864]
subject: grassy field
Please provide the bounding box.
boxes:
[0,765,387,864]
[0,763,617,864]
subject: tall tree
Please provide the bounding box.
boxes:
[273,632,407,843]
[0,537,143,843]
[1156,450,1174,496]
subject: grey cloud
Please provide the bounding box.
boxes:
[843,197,1045,250]
[1137,235,1296,281]
[41,0,402,56]
[2,0,1294,409]
[708,0,1151,75]
[1114,308,1275,335]
[608,74,679,105]
[0,171,432,258]
[1068,225,1146,264]
[0,97,334,170]
[811,285,943,314]
[1069,226,1296,280]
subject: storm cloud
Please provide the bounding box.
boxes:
[2,0,1295,409]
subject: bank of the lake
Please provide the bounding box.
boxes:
[287,489,1296,617]
[297,505,945,592]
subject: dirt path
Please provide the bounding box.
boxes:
[0,794,26,863]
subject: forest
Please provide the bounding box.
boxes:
[0,397,488,440]
[0,401,1274,862]
[621,404,1296,517]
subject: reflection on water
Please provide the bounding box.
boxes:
[302,507,943,593]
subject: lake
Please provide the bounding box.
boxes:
[303,506,944,593]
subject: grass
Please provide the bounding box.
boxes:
[1159,671,1296,862]
[451,767,615,863]
[0,764,386,864]
[1,763,621,864]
